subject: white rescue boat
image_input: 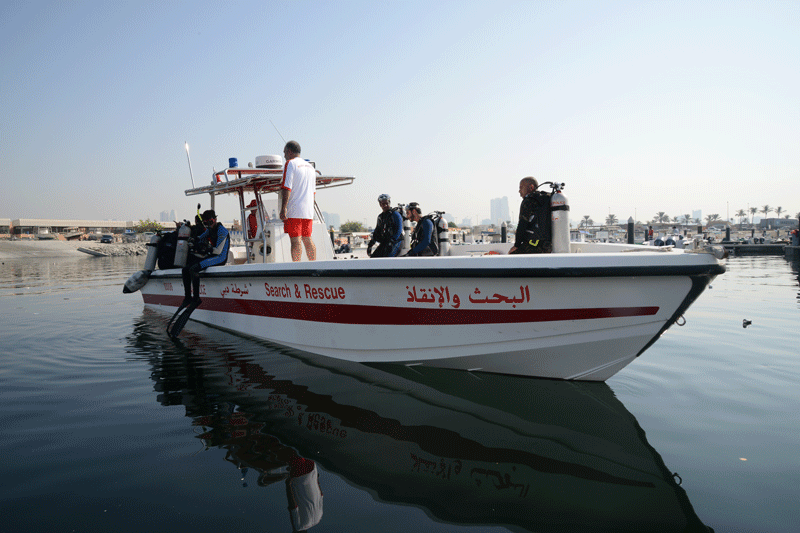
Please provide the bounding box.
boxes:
[125,154,725,381]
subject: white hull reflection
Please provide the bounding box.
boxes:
[145,316,713,533]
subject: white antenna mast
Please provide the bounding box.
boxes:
[269,120,287,144]
[184,141,195,188]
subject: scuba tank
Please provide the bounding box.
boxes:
[123,270,149,294]
[143,234,160,272]
[123,233,161,294]
[173,223,192,267]
[402,216,412,254]
[436,213,450,256]
[550,184,570,253]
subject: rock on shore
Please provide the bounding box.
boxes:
[0,240,148,259]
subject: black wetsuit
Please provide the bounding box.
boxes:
[512,191,552,254]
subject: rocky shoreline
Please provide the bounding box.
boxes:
[0,239,148,259]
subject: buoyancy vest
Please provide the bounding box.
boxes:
[157,230,178,269]
[515,191,552,250]
[374,208,403,243]
[410,215,443,256]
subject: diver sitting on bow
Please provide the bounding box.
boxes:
[181,209,230,305]
[367,194,403,258]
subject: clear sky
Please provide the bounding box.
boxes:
[2,1,798,227]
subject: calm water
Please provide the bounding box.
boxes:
[1,253,798,533]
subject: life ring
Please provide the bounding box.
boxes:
[484,251,500,255]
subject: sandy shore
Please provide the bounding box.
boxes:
[0,239,147,260]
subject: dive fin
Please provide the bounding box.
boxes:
[168,298,201,338]
[166,297,193,333]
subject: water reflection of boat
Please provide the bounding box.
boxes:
[138,313,713,532]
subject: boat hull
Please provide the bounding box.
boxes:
[141,253,724,380]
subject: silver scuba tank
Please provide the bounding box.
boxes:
[402,217,412,254]
[143,234,160,272]
[437,215,450,256]
[123,270,149,294]
[550,187,570,253]
[173,223,192,267]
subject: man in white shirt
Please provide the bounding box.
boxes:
[279,141,317,261]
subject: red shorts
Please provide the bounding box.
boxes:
[284,218,313,238]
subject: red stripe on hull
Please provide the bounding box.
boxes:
[142,294,658,326]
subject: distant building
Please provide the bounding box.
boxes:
[442,213,454,225]
[8,219,176,236]
[692,210,702,223]
[461,217,473,227]
[759,217,796,229]
[170,209,175,221]
[490,196,510,226]
[321,212,341,229]
[159,210,170,222]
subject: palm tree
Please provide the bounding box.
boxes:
[760,205,772,225]
[605,214,618,225]
[735,209,747,228]
[749,207,758,225]
[705,214,720,225]
[682,214,692,225]
[775,206,784,219]
[581,215,592,228]
[655,212,666,224]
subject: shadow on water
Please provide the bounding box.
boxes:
[126,308,713,533]
[785,250,800,307]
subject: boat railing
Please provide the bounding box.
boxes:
[182,166,355,263]
[185,167,355,198]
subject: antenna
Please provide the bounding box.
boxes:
[184,142,195,188]
[269,120,287,144]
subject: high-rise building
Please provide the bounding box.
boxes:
[490,196,510,225]
[321,212,341,229]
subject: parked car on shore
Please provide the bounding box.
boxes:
[100,234,114,244]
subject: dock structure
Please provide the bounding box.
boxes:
[3,219,177,238]
[721,243,788,256]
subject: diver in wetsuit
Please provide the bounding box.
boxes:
[367,194,403,257]
[181,209,230,305]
